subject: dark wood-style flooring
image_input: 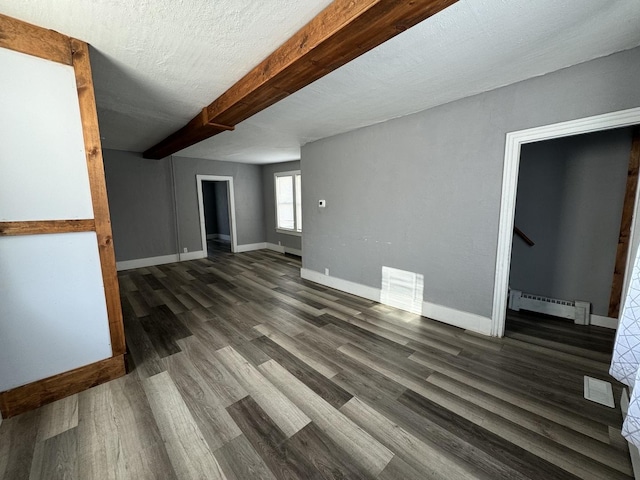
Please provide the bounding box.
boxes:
[0,250,631,479]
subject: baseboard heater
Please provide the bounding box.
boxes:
[508,290,590,325]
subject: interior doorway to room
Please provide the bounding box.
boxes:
[505,127,637,356]
[492,107,640,338]
[196,175,238,258]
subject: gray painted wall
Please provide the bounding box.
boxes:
[510,129,632,316]
[302,46,640,320]
[172,156,265,252]
[262,160,302,251]
[103,149,177,261]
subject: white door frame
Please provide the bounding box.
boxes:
[491,106,640,337]
[196,175,238,255]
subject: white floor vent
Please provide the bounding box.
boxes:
[584,376,615,408]
[509,289,590,325]
[380,266,423,315]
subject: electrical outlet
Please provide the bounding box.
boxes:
[183,247,188,253]
[325,268,329,276]
[278,241,281,246]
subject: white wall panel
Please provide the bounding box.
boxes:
[0,232,112,391]
[0,47,94,222]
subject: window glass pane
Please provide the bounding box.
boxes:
[295,174,302,232]
[276,175,294,230]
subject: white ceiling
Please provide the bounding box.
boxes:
[2,0,640,164]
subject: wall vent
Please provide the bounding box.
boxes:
[381,266,423,315]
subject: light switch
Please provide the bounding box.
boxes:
[319,199,326,208]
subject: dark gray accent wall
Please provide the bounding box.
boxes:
[262,160,302,251]
[510,129,632,316]
[103,149,177,261]
[301,47,640,319]
[214,182,231,236]
[203,181,219,234]
[172,156,265,252]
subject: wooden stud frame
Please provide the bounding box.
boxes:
[0,14,126,417]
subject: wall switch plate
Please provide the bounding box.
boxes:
[319,199,326,208]
[325,268,329,275]
[183,247,188,253]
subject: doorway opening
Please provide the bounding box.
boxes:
[505,127,635,356]
[196,175,238,258]
[492,106,640,337]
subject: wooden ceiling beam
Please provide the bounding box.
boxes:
[143,0,458,159]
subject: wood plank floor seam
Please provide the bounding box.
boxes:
[0,248,629,480]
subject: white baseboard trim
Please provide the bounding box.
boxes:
[236,242,267,253]
[590,314,618,330]
[266,243,302,256]
[206,233,231,241]
[300,268,492,335]
[422,301,493,335]
[300,268,380,303]
[179,250,206,261]
[116,253,180,271]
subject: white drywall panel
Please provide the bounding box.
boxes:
[0,47,94,222]
[0,232,112,391]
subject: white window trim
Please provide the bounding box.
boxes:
[274,170,301,235]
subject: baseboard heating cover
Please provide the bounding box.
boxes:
[508,289,590,325]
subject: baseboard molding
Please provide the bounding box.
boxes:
[179,250,206,261]
[300,268,492,335]
[590,314,618,329]
[266,243,302,256]
[207,234,231,241]
[422,301,493,335]
[0,354,125,418]
[116,253,179,271]
[236,242,267,253]
[300,268,381,304]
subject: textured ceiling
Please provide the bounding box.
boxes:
[1,0,640,164]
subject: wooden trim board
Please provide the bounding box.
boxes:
[0,13,72,65]
[0,354,125,418]
[143,0,458,158]
[0,219,95,236]
[0,13,127,418]
[71,38,126,357]
[609,127,640,318]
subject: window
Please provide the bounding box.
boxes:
[275,170,302,234]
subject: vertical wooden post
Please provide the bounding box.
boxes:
[71,39,126,356]
[609,127,640,318]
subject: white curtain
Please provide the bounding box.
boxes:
[611,246,640,447]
